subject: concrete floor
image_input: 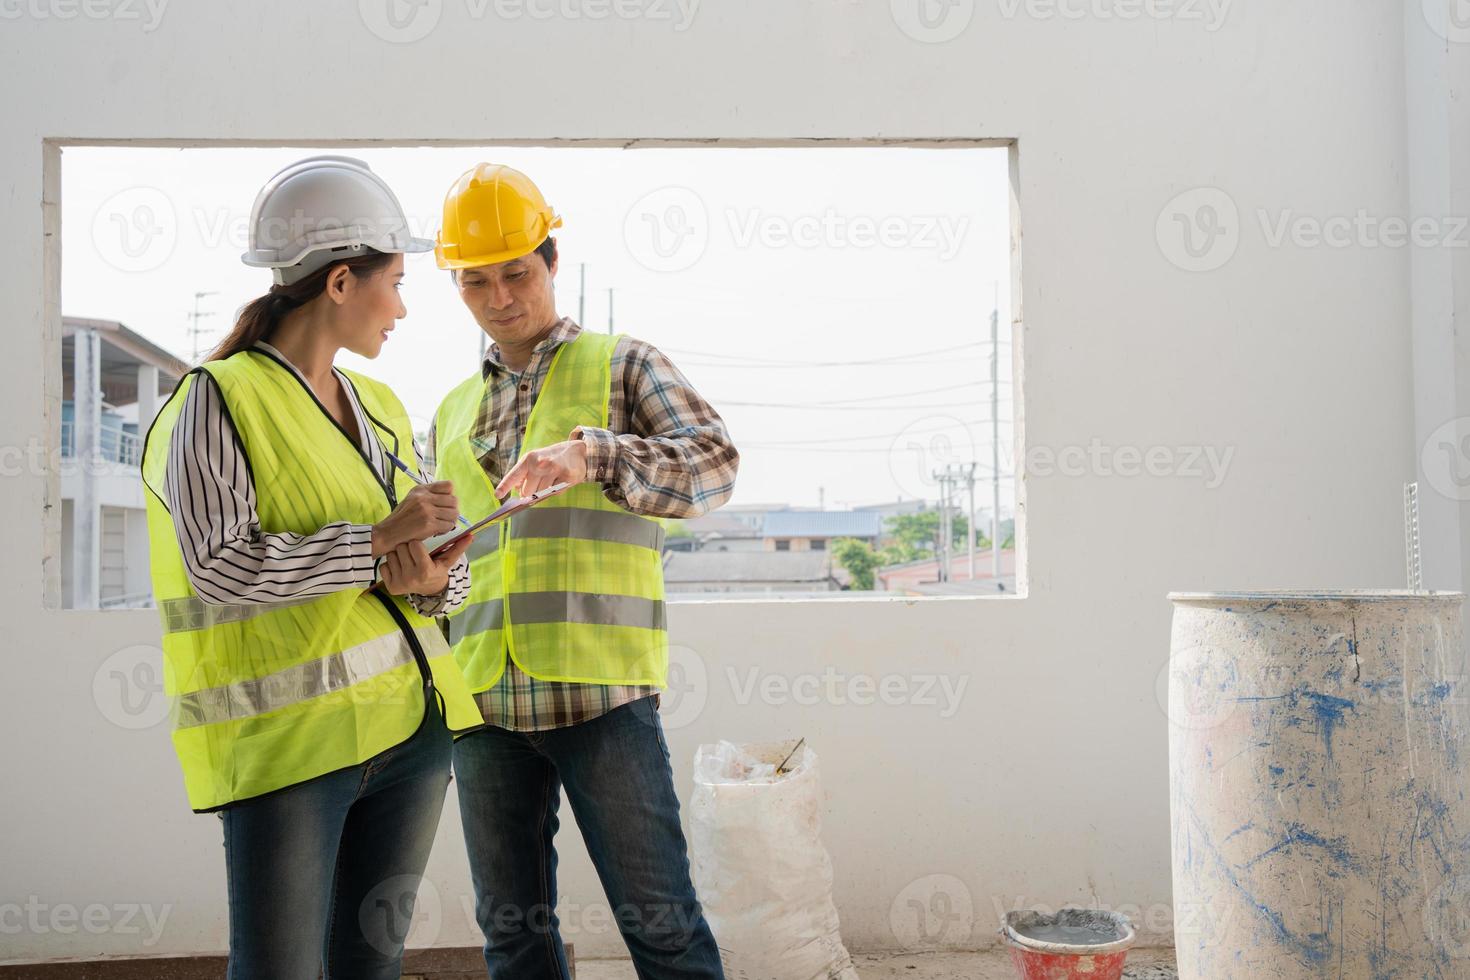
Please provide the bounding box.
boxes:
[576,947,1180,978]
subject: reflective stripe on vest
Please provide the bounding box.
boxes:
[436,329,669,690]
[158,594,317,634]
[141,353,483,812]
[448,593,667,645]
[173,624,442,728]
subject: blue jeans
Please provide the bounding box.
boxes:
[453,694,725,979]
[221,696,453,980]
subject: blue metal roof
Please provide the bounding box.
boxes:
[762,510,885,538]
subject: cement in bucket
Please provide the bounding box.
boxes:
[1166,590,1469,978]
[1000,908,1136,980]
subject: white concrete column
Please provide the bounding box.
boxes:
[1405,3,1468,598]
[136,363,160,433]
[71,328,100,609]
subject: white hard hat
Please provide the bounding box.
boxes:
[241,155,433,285]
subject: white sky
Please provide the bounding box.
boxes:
[62,145,1015,513]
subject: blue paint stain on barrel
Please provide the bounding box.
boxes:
[1301,691,1356,760]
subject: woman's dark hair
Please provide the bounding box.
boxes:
[209,249,396,362]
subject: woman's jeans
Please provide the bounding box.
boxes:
[453,694,725,979]
[221,696,453,980]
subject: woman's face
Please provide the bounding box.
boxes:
[331,253,408,359]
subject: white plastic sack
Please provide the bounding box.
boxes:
[690,741,860,980]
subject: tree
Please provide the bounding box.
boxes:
[830,537,879,591]
[884,510,971,555]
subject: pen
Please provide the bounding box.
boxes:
[385,451,472,527]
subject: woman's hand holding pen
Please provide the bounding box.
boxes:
[379,535,471,596]
[371,482,460,557]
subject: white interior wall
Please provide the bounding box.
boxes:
[3,0,1468,962]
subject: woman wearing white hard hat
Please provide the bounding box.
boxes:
[140,155,484,978]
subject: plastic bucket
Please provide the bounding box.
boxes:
[1000,908,1135,980]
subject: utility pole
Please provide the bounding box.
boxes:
[607,288,615,335]
[578,263,586,326]
[933,466,956,583]
[936,470,948,582]
[966,461,977,578]
[933,462,977,583]
[990,287,1002,579]
[188,291,219,363]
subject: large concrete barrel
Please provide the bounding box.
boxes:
[1166,591,1469,978]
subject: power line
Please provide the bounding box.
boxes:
[740,380,988,407]
[743,443,1015,463]
[745,432,1013,451]
[719,397,1012,411]
[744,419,991,446]
[662,341,992,368]
[678,356,1005,370]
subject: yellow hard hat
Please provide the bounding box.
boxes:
[435,163,562,269]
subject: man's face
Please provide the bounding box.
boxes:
[454,248,558,348]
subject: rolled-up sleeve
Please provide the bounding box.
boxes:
[572,341,739,520]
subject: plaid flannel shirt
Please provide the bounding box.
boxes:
[428,317,738,731]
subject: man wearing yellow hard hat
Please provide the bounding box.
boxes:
[429,163,738,978]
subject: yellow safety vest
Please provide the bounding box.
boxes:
[141,350,483,812]
[434,330,668,691]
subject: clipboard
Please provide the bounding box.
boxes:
[424,481,574,559]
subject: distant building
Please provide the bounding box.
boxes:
[877,548,1018,596]
[714,502,792,533]
[663,550,842,593]
[852,497,929,519]
[677,511,765,552]
[760,509,885,553]
[61,317,188,609]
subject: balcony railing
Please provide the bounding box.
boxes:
[60,420,144,468]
